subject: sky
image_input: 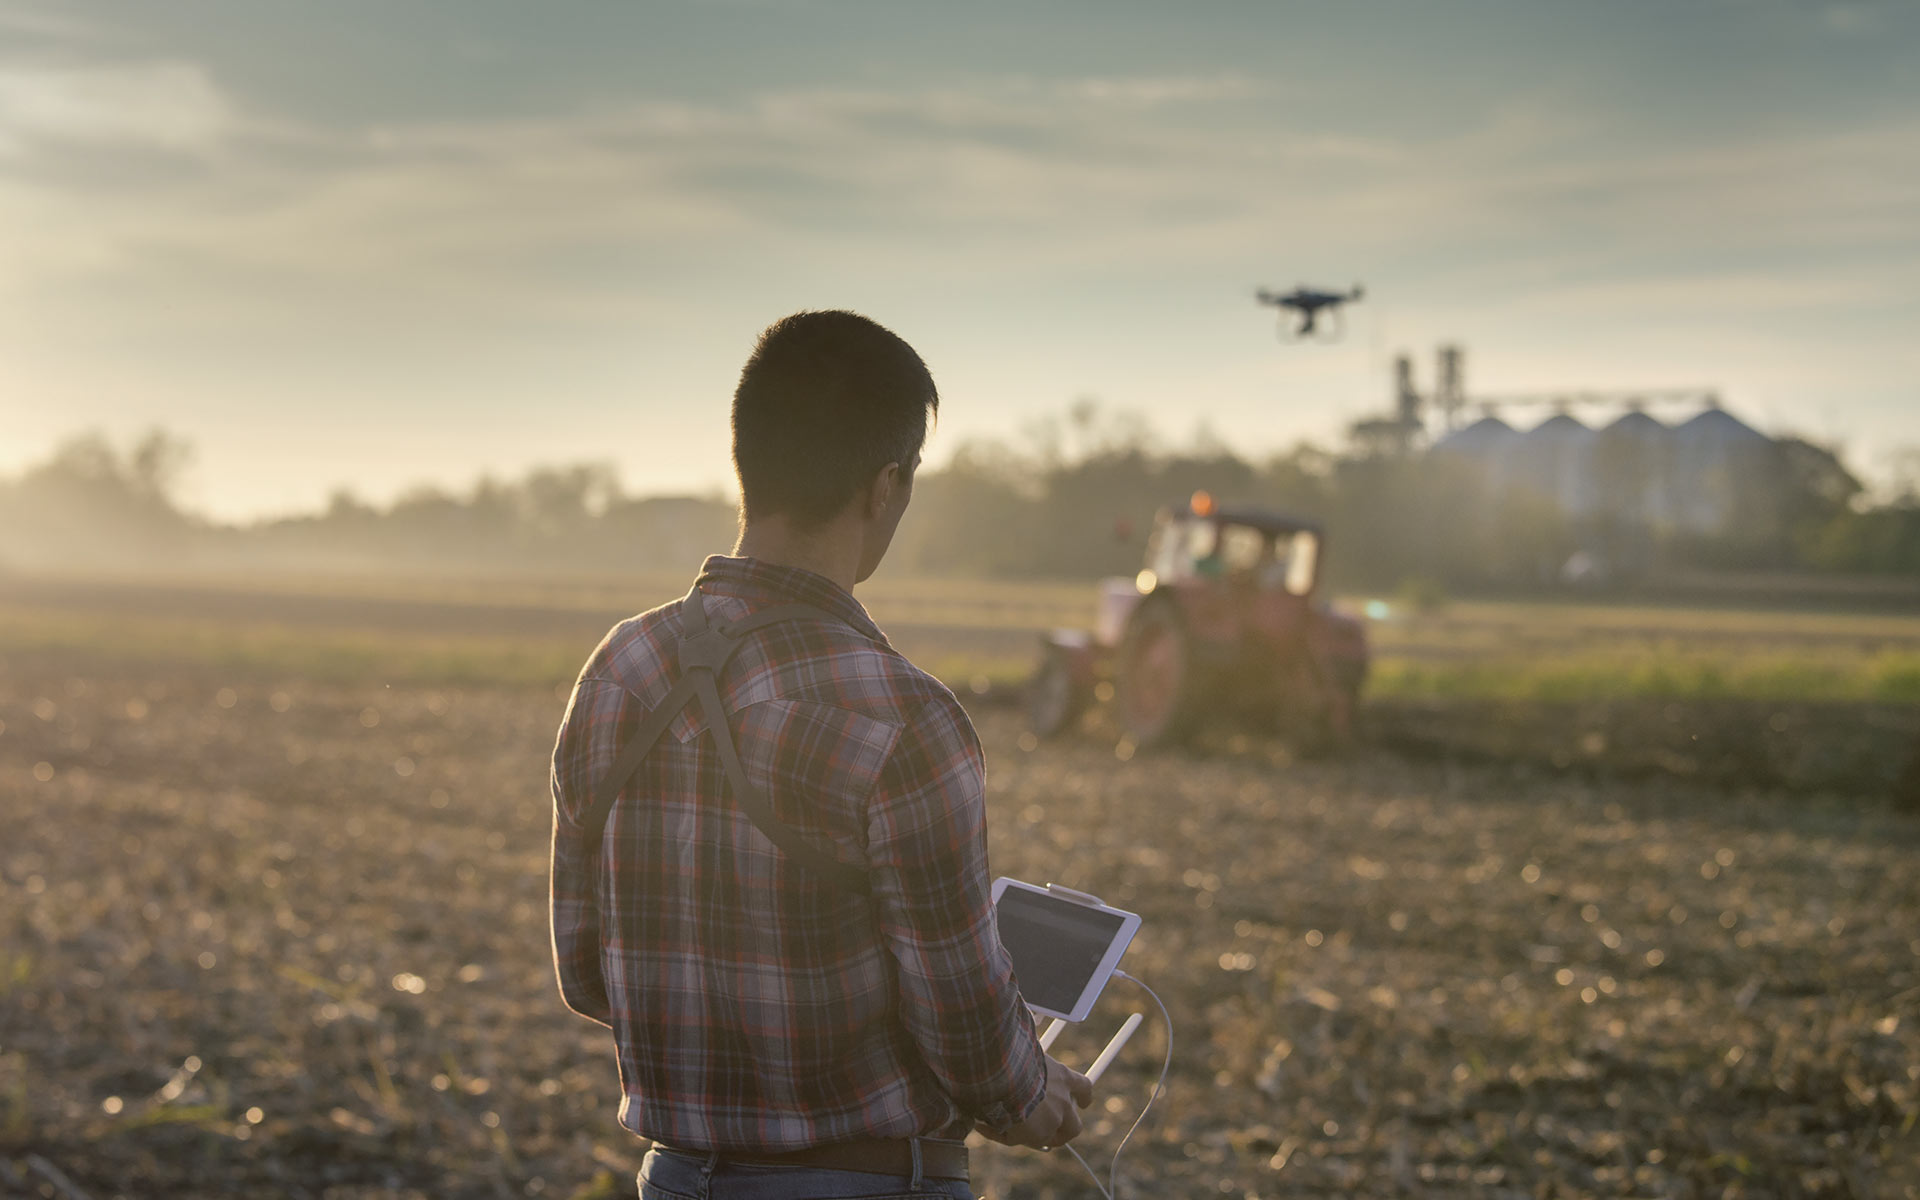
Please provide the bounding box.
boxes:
[2,0,1917,519]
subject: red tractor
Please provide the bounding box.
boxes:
[1027,493,1369,748]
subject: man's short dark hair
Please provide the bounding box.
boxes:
[732,310,938,527]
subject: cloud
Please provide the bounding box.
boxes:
[0,1,105,43]
[0,74,1320,308]
[143,75,1402,278]
[1823,4,1879,36]
[0,61,236,155]
[3,67,1918,343]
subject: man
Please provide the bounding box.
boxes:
[550,311,1091,1200]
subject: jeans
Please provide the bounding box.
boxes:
[638,1143,975,1200]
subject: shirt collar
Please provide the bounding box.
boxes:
[695,555,888,646]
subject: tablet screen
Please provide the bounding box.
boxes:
[994,886,1129,1015]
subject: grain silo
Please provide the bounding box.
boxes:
[1432,414,1519,458]
[1593,410,1673,528]
[1669,406,1773,533]
[1431,415,1518,490]
[1511,413,1598,517]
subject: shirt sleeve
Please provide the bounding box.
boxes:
[548,678,617,1027]
[865,692,1049,1132]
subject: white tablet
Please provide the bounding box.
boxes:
[991,878,1141,1023]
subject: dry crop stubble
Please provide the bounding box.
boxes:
[1,652,1917,1198]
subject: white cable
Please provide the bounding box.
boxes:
[1064,1143,1114,1200]
[1057,970,1173,1200]
[1107,970,1172,1200]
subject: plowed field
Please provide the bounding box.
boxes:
[5,643,1917,1198]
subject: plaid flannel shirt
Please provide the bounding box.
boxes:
[549,555,1048,1150]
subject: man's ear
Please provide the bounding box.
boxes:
[865,461,903,520]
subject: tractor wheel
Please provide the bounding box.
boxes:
[1114,598,1198,748]
[1026,647,1090,739]
[1324,678,1362,748]
[1280,657,1362,758]
[1292,686,1359,759]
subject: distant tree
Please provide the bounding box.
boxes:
[129,430,194,501]
[1651,435,1863,572]
[521,463,621,536]
[1255,444,1336,513]
[1798,492,1920,575]
[1775,438,1863,525]
[0,429,199,569]
[325,488,377,522]
[889,439,1044,576]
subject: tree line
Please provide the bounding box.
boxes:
[3,411,1916,588]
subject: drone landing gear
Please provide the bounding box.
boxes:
[1276,307,1347,343]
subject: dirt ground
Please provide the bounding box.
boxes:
[3,650,1917,1199]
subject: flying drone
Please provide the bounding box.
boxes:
[1256,283,1365,341]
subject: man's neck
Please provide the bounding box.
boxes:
[733,515,862,593]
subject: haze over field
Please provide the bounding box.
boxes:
[2,1,1918,519]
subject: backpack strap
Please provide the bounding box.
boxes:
[583,584,872,896]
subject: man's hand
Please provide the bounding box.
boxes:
[982,1056,1094,1150]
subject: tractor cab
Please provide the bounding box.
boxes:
[1092,497,1323,649]
[1137,496,1322,595]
